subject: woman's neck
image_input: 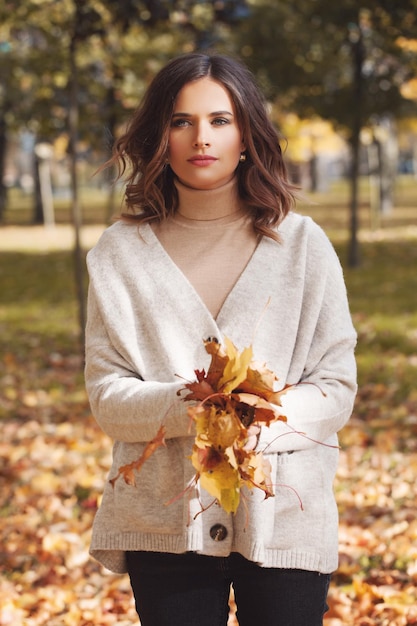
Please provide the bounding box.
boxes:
[174,177,244,221]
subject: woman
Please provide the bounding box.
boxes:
[85,52,357,626]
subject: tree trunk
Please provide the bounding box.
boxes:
[33,152,44,224]
[367,140,381,231]
[348,128,361,268]
[0,112,8,223]
[377,116,397,216]
[347,22,365,268]
[69,36,86,351]
[105,82,118,223]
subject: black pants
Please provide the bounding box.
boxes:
[126,551,331,626]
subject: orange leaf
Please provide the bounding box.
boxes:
[109,424,166,487]
[238,360,279,400]
[182,377,215,402]
[203,337,229,389]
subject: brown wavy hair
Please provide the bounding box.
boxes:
[108,52,297,241]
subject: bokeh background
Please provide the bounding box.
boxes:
[1,2,417,625]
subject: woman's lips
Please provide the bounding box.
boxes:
[187,156,218,166]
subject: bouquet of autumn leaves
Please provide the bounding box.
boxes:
[111,336,291,515]
[180,336,289,514]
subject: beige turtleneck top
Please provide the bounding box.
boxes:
[152,178,259,318]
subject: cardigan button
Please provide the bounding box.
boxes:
[210,524,228,542]
[205,336,219,344]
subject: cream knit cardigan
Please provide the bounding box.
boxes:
[85,211,357,574]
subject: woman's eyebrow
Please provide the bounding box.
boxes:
[171,110,234,117]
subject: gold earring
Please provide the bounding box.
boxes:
[239,153,246,163]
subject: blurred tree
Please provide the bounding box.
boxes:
[0,0,250,223]
[236,0,417,266]
[0,35,13,221]
[0,1,68,220]
[68,0,108,348]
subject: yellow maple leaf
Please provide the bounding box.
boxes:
[218,337,253,394]
[198,455,241,514]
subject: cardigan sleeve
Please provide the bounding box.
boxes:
[84,280,192,444]
[257,229,357,454]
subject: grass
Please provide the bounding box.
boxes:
[2,186,118,225]
[0,251,80,358]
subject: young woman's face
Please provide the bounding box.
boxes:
[167,77,245,190]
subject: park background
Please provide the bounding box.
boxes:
[1,1,417,625]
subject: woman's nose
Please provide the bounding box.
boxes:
[193,124,211,148]
[194,140,210,148]
[193,137,210,148]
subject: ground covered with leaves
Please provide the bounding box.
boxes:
[1,187,417,625]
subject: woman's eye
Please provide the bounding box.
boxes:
[171,117,230,128]
[212,118,229,126]
[171,119,190,128]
